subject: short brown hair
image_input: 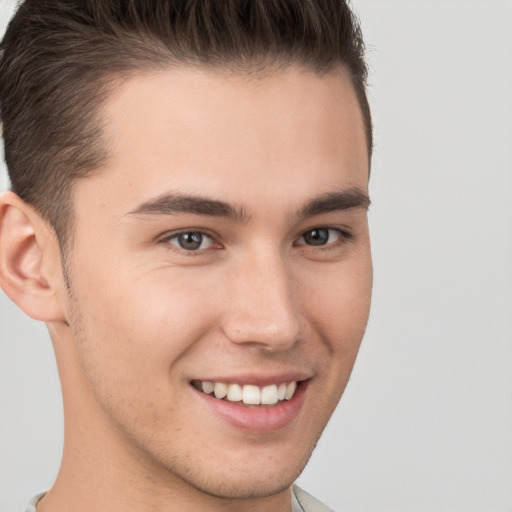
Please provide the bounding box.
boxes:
[0,0,372,249]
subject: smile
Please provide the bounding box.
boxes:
[192,380,298,406]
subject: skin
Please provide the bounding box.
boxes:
[0,65,372,512]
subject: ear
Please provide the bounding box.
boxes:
[0,191,67,322]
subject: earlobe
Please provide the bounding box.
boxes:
[0,191,67,322]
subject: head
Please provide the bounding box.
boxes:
[0,0,373,507]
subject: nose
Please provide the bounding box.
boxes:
[220,248,303,351]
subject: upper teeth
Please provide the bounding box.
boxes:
[197,381,297,405]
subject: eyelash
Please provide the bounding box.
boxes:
[160,227,352,255]
[165,230,219,253]
[294,227,351,249]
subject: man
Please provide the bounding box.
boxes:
[0,1,372,511]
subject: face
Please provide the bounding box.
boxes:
[59,66,372,499]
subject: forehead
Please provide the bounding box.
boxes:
[77,65,368,217]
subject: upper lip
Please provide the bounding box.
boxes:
[190,372,312,387]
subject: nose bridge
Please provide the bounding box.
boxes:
[222,244,302,350]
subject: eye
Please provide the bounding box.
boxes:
[167,231,216,251]
[296,228,344,246]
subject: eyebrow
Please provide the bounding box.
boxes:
[127,193,249,222]
[297,188,371,218]
[127,187,370,222]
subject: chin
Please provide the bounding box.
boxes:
[188,471,298,500]
[173,442,316,500]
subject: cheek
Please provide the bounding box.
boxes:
[301,258,372,354]
[65,274,213,433]
[67,262,220,385]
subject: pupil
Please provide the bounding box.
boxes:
[179,232,202,250]
[305,229,329,246]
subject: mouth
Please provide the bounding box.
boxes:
[190,377,309,432]
[191,380,298,407]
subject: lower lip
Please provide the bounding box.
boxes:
[192,381,308,433]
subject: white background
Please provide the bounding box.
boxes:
[1,1,511,511]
